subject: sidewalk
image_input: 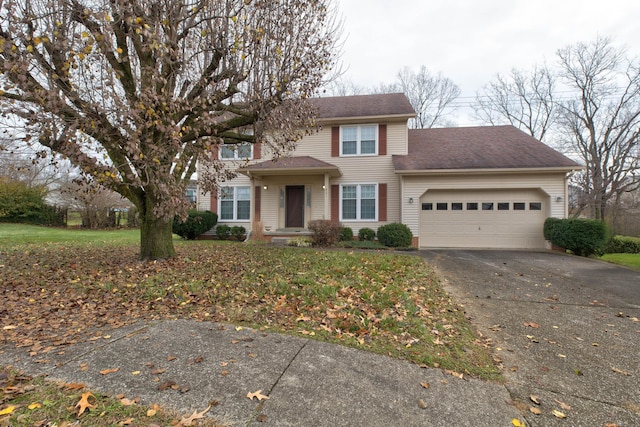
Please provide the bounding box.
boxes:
[1,319,522,426]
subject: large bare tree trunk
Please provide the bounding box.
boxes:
[139,198,176,260]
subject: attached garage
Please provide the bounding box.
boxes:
[393,126,583,249]
[419,188,548,249]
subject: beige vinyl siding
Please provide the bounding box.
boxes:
[401,172,569,246]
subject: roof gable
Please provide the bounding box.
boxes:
[310,93,415,120]
[394,125,582,171]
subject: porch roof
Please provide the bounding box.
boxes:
[238,156,342,178]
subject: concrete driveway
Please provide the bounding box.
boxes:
[419,250,640,427]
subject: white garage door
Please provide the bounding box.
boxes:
[419,189,547,249]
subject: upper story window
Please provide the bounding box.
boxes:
[341,125,377,156]
[220,142,253,160]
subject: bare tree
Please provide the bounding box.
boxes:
[474,65,556,141]
[59,179,132,228]
[323,78,367,96]
[557,37,640,221]
[393,66,460,129]
[0,0,340,259]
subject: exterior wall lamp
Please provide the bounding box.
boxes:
[408,197,414,204]
[263,185,268,190]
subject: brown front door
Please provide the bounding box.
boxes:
[286,186,304,228]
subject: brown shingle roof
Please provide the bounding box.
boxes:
[238,156,341,177]
[393,125,582,171]
[310,93,415,119]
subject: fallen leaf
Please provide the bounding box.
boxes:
[118,418,134,426]
[157,380,177,391]
[530,394,541,405]
[511,419,524,427]
[2,325,17,330]
[179,405,211,426]
[552,409,567,419]
[120,397,137,406]
[65,383,85,390]
[28,402,42,410]
[0,405,16,415]
[523,322,540,328]
[147,403,161,417]
[75,392,96,416]
[247,390,270,401]
[100,367,119,375]
[167,356,177,362]
[151,368,166,375]
[256,414,268,422]
[555,400,572,411]
[418,398,427,409]
[611,367,631,376]
[131,371,141,375]
[529,406,542,415]
[420,382,430,389]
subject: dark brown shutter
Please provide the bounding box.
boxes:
[378,183,387,221]
[254,186,261,220]
[210,191,218,213]
[331,185,339,221]
[378,124,387,156]
[331,127,340,157]
[253,142,261,160]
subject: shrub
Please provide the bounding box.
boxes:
[358,227,376,241]
[0,178,65,226]
[339,226,354,241]
[377,223,413,248]
[231,225,247,241]
[308,219,341,247]
[172,210,218,240]
[216,224,231,240]
[605,235,640,254]
[543,217,609,257]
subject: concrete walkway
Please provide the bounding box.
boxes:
[2,318,521,426]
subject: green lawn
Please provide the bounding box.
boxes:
[0,223,142,245]
[600,253,640,270]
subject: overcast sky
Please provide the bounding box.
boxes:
[335,0,640,125]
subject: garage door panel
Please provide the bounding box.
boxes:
[420,189,547,249]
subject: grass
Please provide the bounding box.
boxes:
[600,253,640,270]
[1,223,500,425]
[0,222,142,245]
[0,368,221,426]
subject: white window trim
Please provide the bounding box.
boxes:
[219,186,251,222]
[340,125,378,157]
[219,142,253,161]
[339,183,378,221]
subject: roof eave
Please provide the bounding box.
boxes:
[239,167,342,179]
[395,166,584,176]
[317,113,416,124]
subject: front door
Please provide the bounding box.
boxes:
[286,186,305,228]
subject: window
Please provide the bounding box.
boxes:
[530,202,542,211]
[220,142,253,160]
[452,202,463,211]
[513,202,525,211]
[436,202,448,210]
[482,202,494,211]
[219,186,250,221]
[467,202,478,210]
[422,203,433,211]
[185,188,197,204]
[341,184,377,220]
[341,125,377,156]
[498,202,510,211]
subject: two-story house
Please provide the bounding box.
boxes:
[197,93,581,249]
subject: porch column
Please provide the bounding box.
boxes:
[323,173,330,219]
